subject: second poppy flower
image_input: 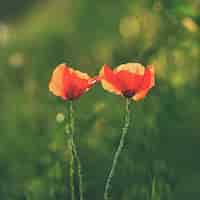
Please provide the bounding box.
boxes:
[99,63,155,101]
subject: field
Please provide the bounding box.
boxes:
[1,0,200,199]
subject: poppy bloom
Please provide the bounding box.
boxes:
[99,63,155,101]
[49,63,96,100]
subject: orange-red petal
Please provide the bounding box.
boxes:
[133,65,155,101]
[66,68,94,100]
[49,63,96,100]
[49,63,69,100]
[115,63,145,75]
[114,63,146,97]
[115,70,144,93]
[99,64,122,95]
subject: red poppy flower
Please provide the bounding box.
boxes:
[99,63,155,101]
[49,63,96,100]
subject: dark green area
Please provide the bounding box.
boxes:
[0,0,200,199]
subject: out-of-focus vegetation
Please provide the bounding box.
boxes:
[0,0,200,199]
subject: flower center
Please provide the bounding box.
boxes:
[122,90,135,98]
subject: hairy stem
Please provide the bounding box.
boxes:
[104,98,131,200]
[71,139,84,200]
[69,101,84,200]
[68,133,75,200]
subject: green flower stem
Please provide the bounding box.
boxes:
[69,101,84,200]
[68,136,75,200]
[104,98,131,200]
[71,139,84,200]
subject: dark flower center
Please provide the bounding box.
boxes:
[122,90,135,98]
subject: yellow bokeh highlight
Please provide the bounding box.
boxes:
[182,17,198,32]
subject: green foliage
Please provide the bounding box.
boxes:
[0,0,200,199]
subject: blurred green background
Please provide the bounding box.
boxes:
[1,0,200,199]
